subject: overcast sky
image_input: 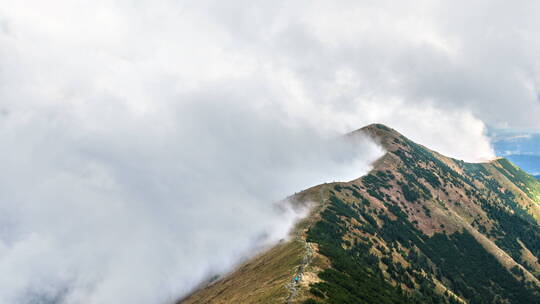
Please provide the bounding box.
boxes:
[2,1,540,303]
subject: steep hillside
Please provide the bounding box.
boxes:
[180,124,540,304]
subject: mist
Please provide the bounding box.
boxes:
[0,79,384,303]
[4,0,540,303]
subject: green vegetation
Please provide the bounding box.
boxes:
[456,160,540,266]
[307,190,540,303]
[307,194,458,303]
[479,195,540,268]
[307,195,418,304]
[401,183,419,202]
[421,231,538,303]
[305,136,540,303]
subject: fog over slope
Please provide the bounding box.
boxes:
[0,93,384,303]
[2,0,540,303]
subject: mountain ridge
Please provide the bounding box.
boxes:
[181,123,540,304]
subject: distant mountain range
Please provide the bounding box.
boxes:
[491,129,540,181]
[503,155,540,181]
[181,124,540,304]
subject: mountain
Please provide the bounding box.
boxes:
[490,129,540,177]
[180,124,540,304]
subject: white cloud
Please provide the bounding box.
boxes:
[0,83,385,303]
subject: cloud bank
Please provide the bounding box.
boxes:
[0,90,384,304]
[2,0,539,303]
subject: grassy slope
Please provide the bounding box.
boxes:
[180,240,305,304]
[493,158,540,203]
[179,185,327,304]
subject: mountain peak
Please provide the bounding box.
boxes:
[360,123,397,133]
[349,123,405,152]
